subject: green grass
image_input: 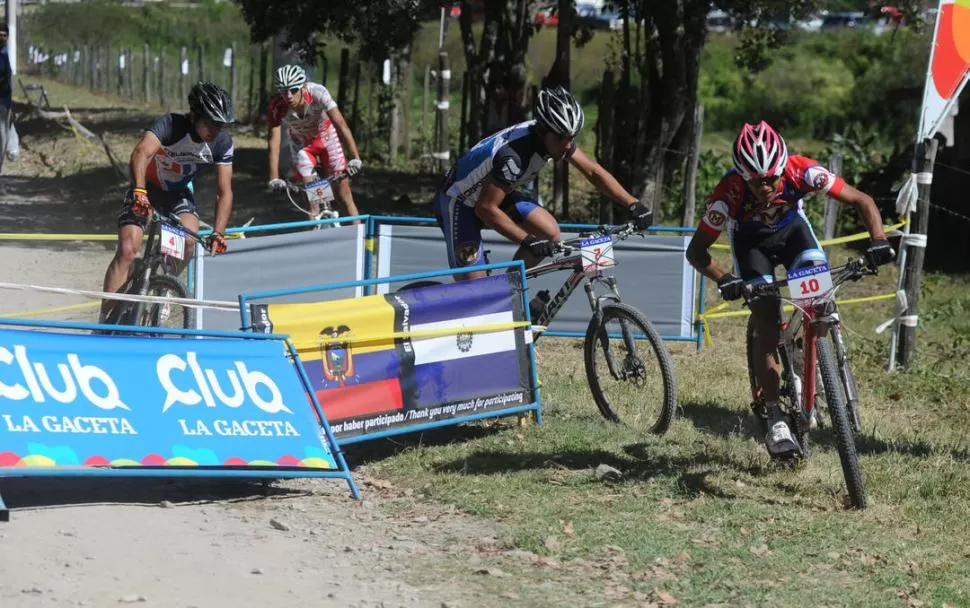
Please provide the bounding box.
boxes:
[351,245,970,607]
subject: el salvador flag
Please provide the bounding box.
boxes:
[394,275,527,408]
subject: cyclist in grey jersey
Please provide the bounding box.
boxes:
[433,86,653,281]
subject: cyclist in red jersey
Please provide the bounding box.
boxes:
[685,120,895,457]
[266,64,361,222]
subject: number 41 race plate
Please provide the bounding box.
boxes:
[786,263,834,304]
[160,224,186,260]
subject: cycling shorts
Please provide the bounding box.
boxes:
[433,190,541,268]
[118,187,198,230]
[290,122,347,180]
[730,210,826,285]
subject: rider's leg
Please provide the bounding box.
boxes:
[507,197,559,269]
[294,147,321,218]
[318,127,361,224]
[101,224,145,321]
[172,211,200,276]
[437,191,488,282]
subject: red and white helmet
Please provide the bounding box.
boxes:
[732,120,788,180]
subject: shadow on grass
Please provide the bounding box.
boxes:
[341,422,503,468]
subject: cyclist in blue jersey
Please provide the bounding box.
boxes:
[433,86,653,281]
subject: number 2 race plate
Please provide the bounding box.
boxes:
[304,179,335,204]
[580,235,616,275]
[786,263,834,305]
[160,224,186,260]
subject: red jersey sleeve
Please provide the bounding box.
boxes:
[697,172,743,237]
[787,155,846,198]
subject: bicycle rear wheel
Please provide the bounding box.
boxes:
[133,274,194,334]
[816,335,867,509]
[583,302,676,435]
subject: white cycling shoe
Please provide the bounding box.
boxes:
[765,420,801,457]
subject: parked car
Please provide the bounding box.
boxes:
[534,5,559,27]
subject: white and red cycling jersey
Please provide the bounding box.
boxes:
[697,154,845,238]
[266,82,347,179]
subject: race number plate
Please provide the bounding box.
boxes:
[786,263,834,304]
[580,235,616,274]
[304,179,335,204]
[160,224,186,260]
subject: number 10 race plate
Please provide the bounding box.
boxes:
[786,263,834,304]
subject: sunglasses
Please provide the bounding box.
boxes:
[280,86,302,95]
[747,175,780,188]
[201,118,228,130]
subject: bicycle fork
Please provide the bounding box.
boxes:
[586,277,631,380]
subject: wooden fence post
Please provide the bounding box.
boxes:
[823,151,844,242]
[681,104,704,227]
[423,65,430,136]
[197,45,205,83]
[230,43,238,107]
[596,74,616,224]
[143,44,150,103]
[159,48,167,110]
[459,70,470,156]
[337,48,350,109]
[433,51,451,172]
[351,58,362,134]
[179,46,188,102]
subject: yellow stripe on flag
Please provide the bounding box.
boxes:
[266,294,397,360]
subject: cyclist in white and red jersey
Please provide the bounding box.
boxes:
[266,64,361,222]
[685,120,895,458]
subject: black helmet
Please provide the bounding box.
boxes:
[188,81,235,124]
[534,86,584,137]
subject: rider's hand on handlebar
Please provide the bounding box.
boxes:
[130,187,153,218]
[629,202,653,231]
[522,235,557,259]
[717,273,745,301]
[207,231,228,255]
[268,178,287,195]
[346,158,363,177]
[865,238,895,268]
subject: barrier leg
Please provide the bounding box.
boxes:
[0,487,9,522]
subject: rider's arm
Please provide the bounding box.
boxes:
[129,132,162,189]
[567,146,638,207]
[686,229,730,283]
[212,163,233,235]
[686,198,733,283]
[832,184,887,241]
[475,180,531,244]
[327,107,361,162]
[267,124,282,181]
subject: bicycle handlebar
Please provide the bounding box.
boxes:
[555,222,639,255]
[284,171,349,194]
[743,256,876,302]
[151,209,212,253]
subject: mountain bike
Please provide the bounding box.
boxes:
[283,172,347,229]
[102,210,210,334]
[400,223,677,435]
[743,257,876,509]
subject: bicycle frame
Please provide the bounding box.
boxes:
[752,258,870,426]
[527,254,621,327]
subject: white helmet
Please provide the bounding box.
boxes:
[274,64,307,90]
[534,86,584,137]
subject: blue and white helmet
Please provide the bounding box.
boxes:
[274,64,306,90]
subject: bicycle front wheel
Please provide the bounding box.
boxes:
[817,335,867,509]
[134,274,194,333]
[583,302,677,435]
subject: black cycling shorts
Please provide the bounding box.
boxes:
[730,212,826,284]
[118,187,198,230]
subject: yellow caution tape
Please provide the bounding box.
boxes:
[365,238,375,253]
[710,219,909,251]
[0,301,100,318]
[697,293,897,347]
[289,321,531,350]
